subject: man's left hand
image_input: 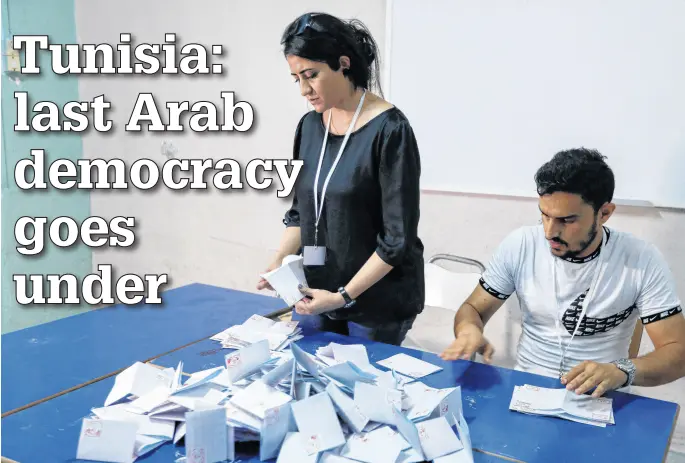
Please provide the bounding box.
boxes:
[561,361,628,398]
[293,285,345,316]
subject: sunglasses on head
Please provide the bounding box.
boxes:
[293,14,324,36]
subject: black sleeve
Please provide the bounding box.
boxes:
[374,118,421,267]
[635,243,683,324]
[282,114,306,228]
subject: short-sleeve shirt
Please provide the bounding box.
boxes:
[283,107,425,323]
[480,224,683,377]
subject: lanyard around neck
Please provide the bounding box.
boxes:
[312,90,366,239]
[553,229,606,377]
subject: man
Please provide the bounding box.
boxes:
[440,148,685,398]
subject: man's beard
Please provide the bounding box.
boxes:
[551,217,599,259]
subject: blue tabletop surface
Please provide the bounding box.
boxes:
[1,327,678,463]
[1,283,286,414]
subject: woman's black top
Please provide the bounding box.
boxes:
[283,106,425,324]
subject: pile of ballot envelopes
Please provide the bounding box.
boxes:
[76,314,475,462]
[210,313,304,351]
[509,384,615,427]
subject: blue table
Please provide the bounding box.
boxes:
[2,327,678,462]
[1,283,286,415]
[151,327,679,463]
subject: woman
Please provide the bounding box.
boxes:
[257,12,424,346]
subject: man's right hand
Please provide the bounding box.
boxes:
[439,323,495,363]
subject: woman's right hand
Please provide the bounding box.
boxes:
[256,259,281,291]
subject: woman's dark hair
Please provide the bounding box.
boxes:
[534,148,615,211]
[280,12,383,97]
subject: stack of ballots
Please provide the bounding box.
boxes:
[509,384,614,427]
[211,314,303,351]
[74,316,475,462]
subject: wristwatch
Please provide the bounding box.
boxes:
[338,287,356,309]
[611,358,636,388]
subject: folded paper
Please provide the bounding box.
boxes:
[260,255,308,307]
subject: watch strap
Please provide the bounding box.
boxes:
[338,287,355,308]
[611,358,636,388]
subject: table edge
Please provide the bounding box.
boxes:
[663,402,682,463]
[0,304,290,418]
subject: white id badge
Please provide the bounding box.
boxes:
[303,246,326,266]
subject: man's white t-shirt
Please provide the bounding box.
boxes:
[480,225,683,379]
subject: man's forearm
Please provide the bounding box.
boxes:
[453,302,485,337]
[632,342,685,387]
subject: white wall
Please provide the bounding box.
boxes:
[388,0,685,209]
[74,0,685,458]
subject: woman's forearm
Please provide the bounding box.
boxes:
[271,226,302,265]
[343,252,393,300]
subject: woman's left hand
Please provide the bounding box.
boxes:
[294,284,346,315]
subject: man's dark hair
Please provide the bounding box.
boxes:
[534,148,615,211]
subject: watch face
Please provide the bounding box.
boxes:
[614,359,635,386]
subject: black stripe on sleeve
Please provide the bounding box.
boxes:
[479,277,511,300]
[641,306,683,325]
